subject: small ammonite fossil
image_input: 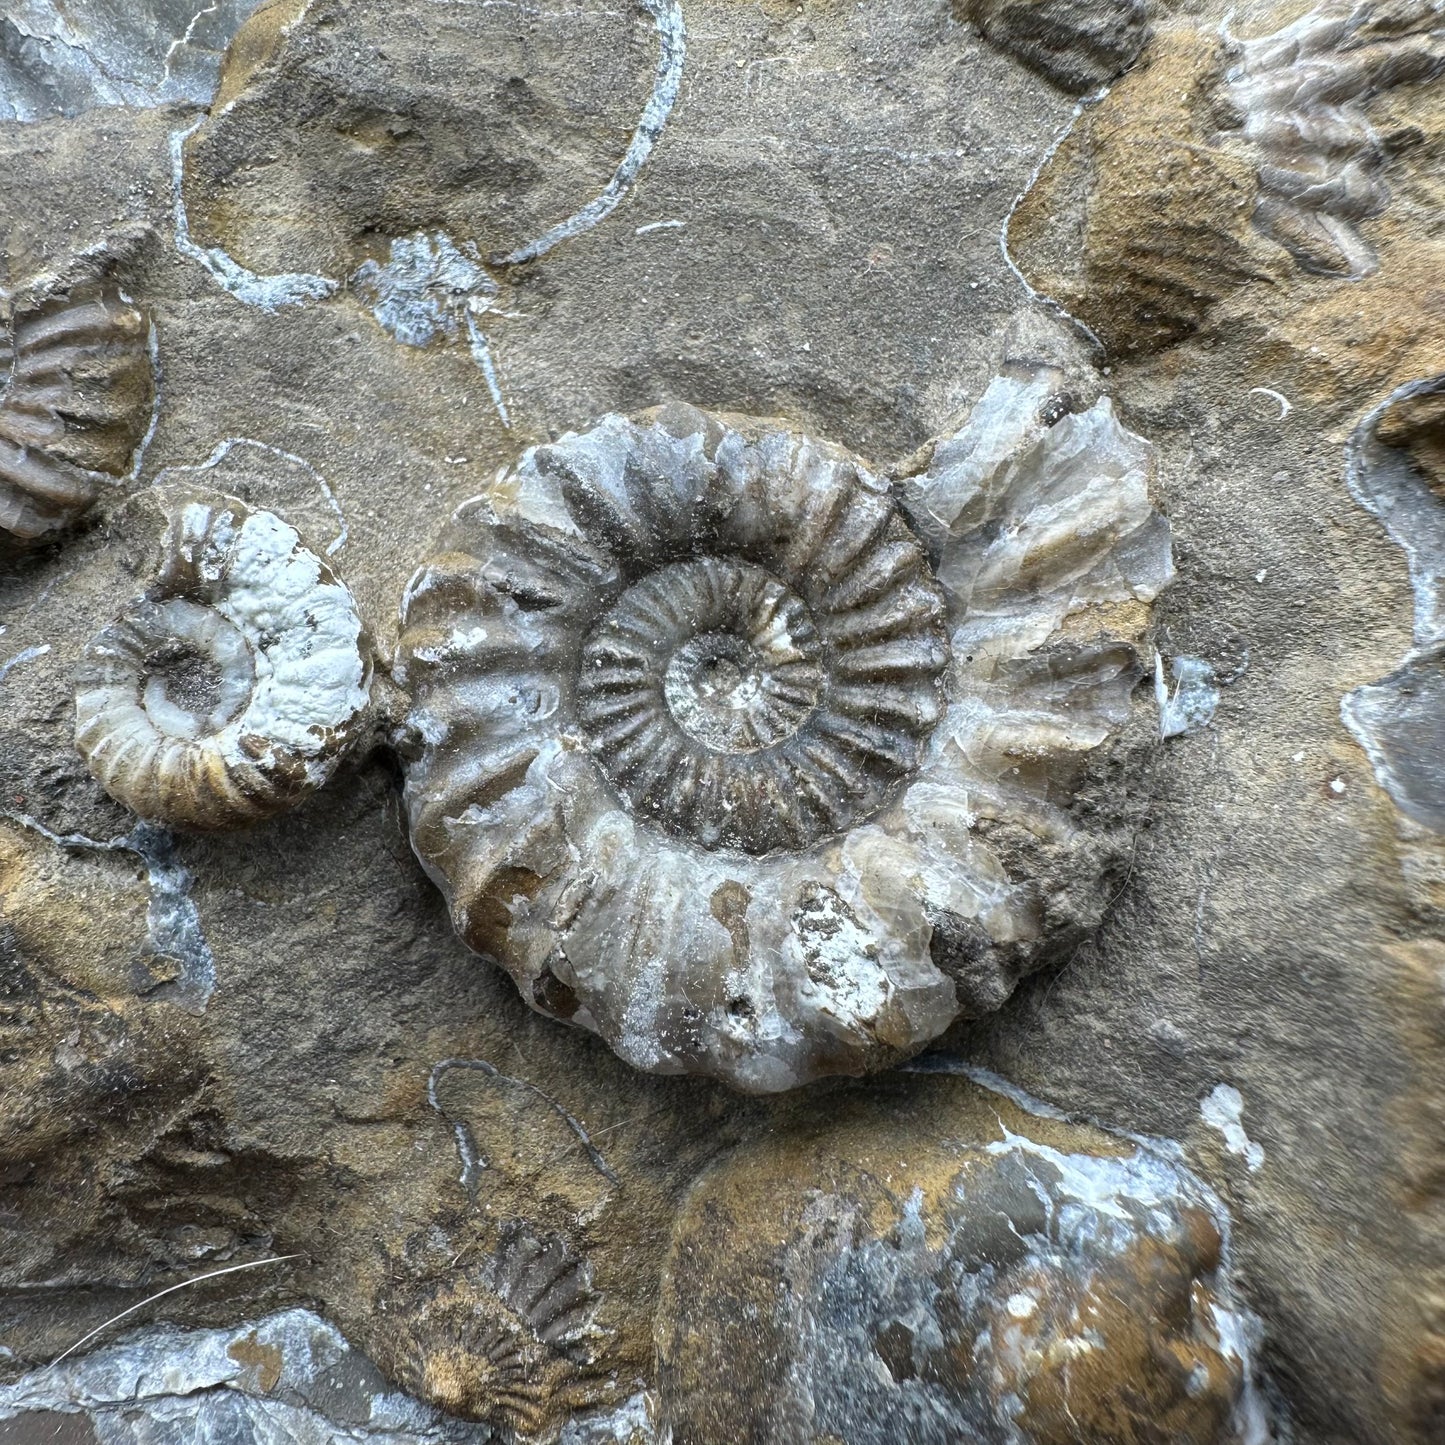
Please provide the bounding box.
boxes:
[0,288,153,542]
[382,1221,604,1435]
[398,393,1171,1091]
[75,492,373,831]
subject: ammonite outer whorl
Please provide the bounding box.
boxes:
[398,396,1172,1091]
[75,493,373,831]
[0,289,153,541]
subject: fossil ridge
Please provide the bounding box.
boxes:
[1219,0,1445,279]
[0,288,153,541]
[962,0,1149,94]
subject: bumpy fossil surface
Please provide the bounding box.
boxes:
[657,1073,1266,1445]
[75,492,373,830]
[961,0,1149,94]
[9,0,1445,1438]
[398,390,1170,1091]
[0,288,152,541]
[1219,1,1445,279]
[1004,21,1271,358]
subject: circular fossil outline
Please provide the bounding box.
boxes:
[75,491,373,831]
[574,539,947,856]
[397,396,1171,1091]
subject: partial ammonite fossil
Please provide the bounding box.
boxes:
[657,1075,1266,1444]
[398,390,1171,1091]
[383,1221,604,1435]
[75,493,373,831]
[1219,1,1445,278]
[961,0,1149,95]
[0,289,153,541]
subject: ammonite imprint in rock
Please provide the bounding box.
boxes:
[398,395,1171,1091]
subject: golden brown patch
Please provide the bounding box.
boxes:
[709,880,751,968]
[1381,940,1445,1440]
[463,866,546,958]
[1009,25,1269,358]
[212,0,309,114]
[227,1332,284,1393]
[994,1224,1237,1445]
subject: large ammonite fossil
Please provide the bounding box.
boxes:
[398,392,1171,1090]
[75,492,373,831]
[0,289,153,542]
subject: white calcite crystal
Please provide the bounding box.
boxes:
[351,232,499,350]
[396,386,1171,1091]
[75,493,373,831]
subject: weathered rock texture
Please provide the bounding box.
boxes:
[0,1,1442,1443]
[657,1074,1268,1445]
[961,0,1149,94]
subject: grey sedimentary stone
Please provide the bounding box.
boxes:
[0,2,1441,1442]
[0,1309,496,1443]
[0,1,267,122]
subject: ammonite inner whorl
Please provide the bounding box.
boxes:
[576,535,946,854]
[398,396,1171,1091]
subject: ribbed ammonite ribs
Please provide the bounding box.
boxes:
[533,438,948,855]
[0,289,153,541]
[75,493,373,830]
[396,394,1172,1092]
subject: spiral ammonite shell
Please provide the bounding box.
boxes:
[0,289,153,541]
[398,395,1171,1091]
[576,528,946,855]
[383,1222,603,1433]
[75,493,372,831]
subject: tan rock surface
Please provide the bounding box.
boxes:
[0,2,1441,1442]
